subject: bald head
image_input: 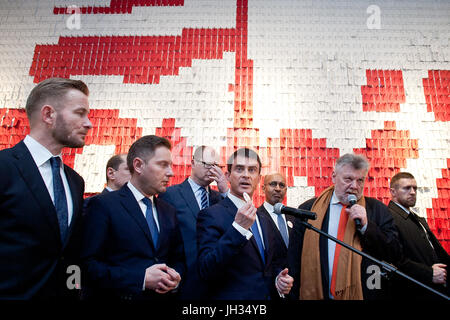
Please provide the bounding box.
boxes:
[263,172,287,205]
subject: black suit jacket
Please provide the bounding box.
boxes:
[0,140,85,299]
[158,178,223,299]
[257,204,295,270]
[388,201,450,299]
[197,197,284,300]
[81,184,186,300]
[289,196,401,300]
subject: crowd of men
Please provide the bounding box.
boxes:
[0,78,448,300]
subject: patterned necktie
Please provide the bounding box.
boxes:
[200,187,208,209]
[330,203,349,298]
[250,220,265,264]
[142,197,159,248]
[276,213,289,248]
[49,156,68,242]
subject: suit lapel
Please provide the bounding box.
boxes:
[63,165,82,248]
[179,179,201,219]
[119,186,155,251]
[12,141,61,244]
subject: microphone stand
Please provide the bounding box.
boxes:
[298,218,450,301]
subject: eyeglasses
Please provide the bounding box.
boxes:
[194,159,218,169]
[267,181,287,188]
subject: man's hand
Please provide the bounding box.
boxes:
[432,263,447,284]
[276,268,293,295]
[234,202,256,230]
[144,264,181,294]
[208,165,229,194]
[346,204,368,228]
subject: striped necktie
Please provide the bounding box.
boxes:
[200,187,208,209]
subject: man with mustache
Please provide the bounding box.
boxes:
[388,172,449,299]
[159,146,228,299]
[258,173,294,271]
[0,78,92,299]
[197,148,293,299]
[81,135,185,300]
[289,153,401,300]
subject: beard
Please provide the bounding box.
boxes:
[52,114,86,148]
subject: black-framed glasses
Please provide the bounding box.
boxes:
[194,159,218,169]
[267,181,287,189]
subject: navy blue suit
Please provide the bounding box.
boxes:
[197,197,283,300]
[81,184,186,300]
[0,141,85,299]
[159,178,222,299]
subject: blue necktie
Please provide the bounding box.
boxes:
[142,197,159,248]
[50,156,68,242]
[200,187,208,209]
[250,220,265,264]
[276,213,289,248]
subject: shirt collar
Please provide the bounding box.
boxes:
[127,181,154,203]
[393,201,411,215]
[188,177,207,193]
[330,191,341,205]
[227,192,247,209]
[24,135,62,167]
[263,201,275,214]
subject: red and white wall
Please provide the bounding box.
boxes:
[0,0,449,251]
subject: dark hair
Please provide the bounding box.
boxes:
[127,135,172,174]
[25,77,89,119]
[390,172,415,188]
[227,148,262,173]
[106,154,127,182]
[335,153,370,172]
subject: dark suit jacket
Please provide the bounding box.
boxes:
[388,201,450,299]
[197,197,284,300]
[289,196,401,300]
[257,204,295,270]
[0,140,85,299]
[83,188,109,215]
[81,184,186,300]
[158,178,222,299]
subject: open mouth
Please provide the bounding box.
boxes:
[239,181,251,188]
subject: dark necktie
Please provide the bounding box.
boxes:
[250,220,265,264]
[142,197,159,248]
[276,213,289,247]
[200,187,208,209]
[50,156,68,242]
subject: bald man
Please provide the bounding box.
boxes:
[257,173,294,275]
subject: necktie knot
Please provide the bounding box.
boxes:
[50,156,61,169]
[142,197,152,207]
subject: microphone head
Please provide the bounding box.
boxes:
[273,203,284,214]
[348,194,357,205]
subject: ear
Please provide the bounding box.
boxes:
[389,187,396,198]
[133,157,145,174]
[106,167,115,181]
[261,183,266,192]
[331,170,337,184]
[225,170,231,183]
[41,104,56,126]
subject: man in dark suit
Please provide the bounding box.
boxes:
[289,153,401,300]
[159,146,228,299]
[0,77,93,299]
[83,153,130,211]
[81,135,185,300]
[197,148,293,300]
[388,172,449,299]
[258,172,294,271]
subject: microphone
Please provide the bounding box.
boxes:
[274,203,317,220]
[347,194,361,230]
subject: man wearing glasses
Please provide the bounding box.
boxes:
[159,146,228,299]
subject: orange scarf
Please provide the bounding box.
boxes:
[299,186,364,300]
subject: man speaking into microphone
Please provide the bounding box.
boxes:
[288,153,401,300]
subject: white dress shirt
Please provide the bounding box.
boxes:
[127,181,160,231]
[23,135,74,225]
[263,201,288,239]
